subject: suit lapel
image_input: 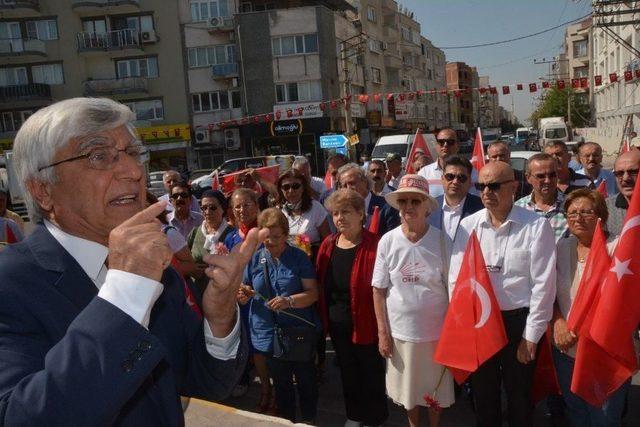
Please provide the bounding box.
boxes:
[29,225,98,311]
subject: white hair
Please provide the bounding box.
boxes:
[337,162,371,191]
[292,157,310,169]
[13,97,135,222]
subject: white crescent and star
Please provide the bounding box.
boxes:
[470,278,491,329]
[610,214,640,283]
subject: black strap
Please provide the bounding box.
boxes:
[261,249,280,328]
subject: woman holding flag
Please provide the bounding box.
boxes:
[372,174,454,427]
[553,188,631,425]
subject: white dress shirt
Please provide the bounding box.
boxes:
[44,220,240,360]
[449,206,557,343]
[441,196,466,242]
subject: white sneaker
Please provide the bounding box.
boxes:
[344,420,361,427]
[231,384,248,397]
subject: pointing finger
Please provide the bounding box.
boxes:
[233,227,270,265]
[119,200,168,227]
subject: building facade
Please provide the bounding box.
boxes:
[478,75,500,128]
[446,61,475,131]
[565,17,592,118]
[0,0,193,171]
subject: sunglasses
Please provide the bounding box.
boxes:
[397,198,423,207]
[531,172,557,180]
[436,138,457,146]
[201,204,219,212]
[474,180,513,192]
[443,173,468,183]
[170,192,190,199]
[281,182,302,191]
[613,169,639,178]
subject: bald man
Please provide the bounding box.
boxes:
[606,150,640,236]
[486,141,531,199]
[449,161,556,427]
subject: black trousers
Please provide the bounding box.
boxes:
[470,309,536,427]
[329,321,388,426]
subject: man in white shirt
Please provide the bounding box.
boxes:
[159,170,200,213]
[385,153,405,189]
[0,97,265,425]
[576,142,618,196]
[368,159,395,196]
[450,161,556,427]
[418,128,477,197]
[292,157,326,200]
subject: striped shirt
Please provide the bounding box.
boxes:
[514,191,568,242]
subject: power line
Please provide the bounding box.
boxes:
[436,13,592,49]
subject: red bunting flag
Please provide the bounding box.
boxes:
[610,72,618,83]
[368,205,381,234]
[265,113,273,122]
[373,93,381,103]
[297,107,303,116]
[440,89,448,96]
[330,100,337,109]
[529,83,537,92]
[595,75,603,86]
[489,87,497,94]
[571,78,580,89]
[580,77,588,88]
[454,90,462,98]
[319,102,326,111]
[386,93,395,101]
[253,116,260,124]
[434,231,508,384]
[358,94,369,104]
[286,109,293,118]
[407,92,415,100]
[624,70,633,82]
[398,93,405,101]
[517,83,523,90]
[557,80,566,90]
[219,122,226,130]
[275,110,282,119]
[479,87,487,94]
[471,127,485,172]
[542,81,550,89]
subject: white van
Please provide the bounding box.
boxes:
[370,133,436,165]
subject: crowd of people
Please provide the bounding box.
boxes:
[0,97,638,427]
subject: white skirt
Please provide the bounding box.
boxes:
[386,338,455,410]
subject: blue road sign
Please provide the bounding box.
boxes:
[320,134,348,149]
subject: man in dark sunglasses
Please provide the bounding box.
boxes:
[417,128,478,197]
[606,150,640,236]
[514,153,568,242]
[167,182,204,238]
[449,161,556,427]
[428,155,483,243]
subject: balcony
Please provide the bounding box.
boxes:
[83,77,148,96]
[384,55,402,70]
[0,83,51,103]
[206,16,234,33]
[77,29,142,53]
[212,63,238,79]
[71,0,140,15]
[0,0,40,17]
[0,38,46,57]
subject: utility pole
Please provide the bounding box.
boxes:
[533,57,571,123]
[340,40,352,138]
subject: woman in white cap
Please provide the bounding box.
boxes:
[372,174,454,427]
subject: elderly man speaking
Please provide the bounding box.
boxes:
[0,98,266,426]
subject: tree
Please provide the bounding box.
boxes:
[530,87,591,128]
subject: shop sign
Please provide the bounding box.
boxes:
[273,102,323,121]
[395,100,416,121]
[381,117,395,127]
[270,119,303,136]
[367,110,381,126]
[136,124,191,144]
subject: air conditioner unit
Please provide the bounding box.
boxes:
[194,128,210,144]
[209,17,222,28]
[224,128,241,151]
[141,30,157,43]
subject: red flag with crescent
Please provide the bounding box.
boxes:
[368,206,380,234]
[596,180,608,198]
[434,231,508,384]
[621,137,631,154]
[220,165,279,195]
[405,129,433,174]
[470,128,485,172]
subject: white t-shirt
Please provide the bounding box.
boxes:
[372,226,450,342]
[282,199,329,244]
[310,176,327,198]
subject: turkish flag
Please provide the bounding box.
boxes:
[502,86,510,95]
[434,231,508,384]
[5,223,17,244]
[621,137,631,154]
[368,206,380,234]
[531,328,561,402]
[542,81,550,89]
[470,128,485,172]
[557,80,566,90]
[489,87,497,95]
[589,179,640,384]
[220,165,279,195]
[596,180,608,198]
[479,87,487,95]
[580,77,589,88]
[212,172,220,191]
[610,72,618,83]
[324,170,333,190]
[517,83,523,91]
[571,78,580,89]
[405,130,433,174]
[529,83,537,93]
[624,70,633,82]
[595,75,603,86]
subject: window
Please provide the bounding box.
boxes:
[32,63,64,85]
[116,57,158,78]
[0,66,28,86]
[367,6,376,22]
[371,67,381,84]
[275,81,321,103]
[427,69,432,80]
[110,15,154,33]
[1,110,34,133]
[190,0,230,22]
[401,26,411,42]
[82,18,106,34]
[368,38,384,53]
[188,44,235,67]
[125,99,164,120]
[192,90,241,112]
[574,40,588,57]
[272,34,318,56]
[26,20,58,40]
[574,66,588,79]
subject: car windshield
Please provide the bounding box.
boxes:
[371,143,407,158]
[510,158,526,172]
[516,131,529,139]
[483,135,499,143]
[545,128,567,139]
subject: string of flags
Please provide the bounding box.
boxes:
[198,72,639,132]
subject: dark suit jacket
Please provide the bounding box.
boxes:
[0,225,247,426]
[368,193,400,235]
[429,194,484,237]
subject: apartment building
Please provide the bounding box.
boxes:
[421,36,448,131]
[478,75,500,128]
[591,1,640,153]
[446,61,475,130]
[0,0,192,171]
[565,17,591,115]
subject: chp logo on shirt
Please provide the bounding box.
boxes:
[400,262,426,283]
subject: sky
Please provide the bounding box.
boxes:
[401,0,592,126]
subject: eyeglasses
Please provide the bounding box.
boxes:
[474,180,514,192]
[436,138,457,146]
[613,169,639,178]
[566,209,596,220]
[443,173,469,183]
[170,192,190,200]
[38,143,147,172]
[201,204,219,212]
[234,202,255,211]
[531,172,557,180]
[396,198,423,207]
[281,182,302,192]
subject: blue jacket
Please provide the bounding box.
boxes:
[428,194,484,237]
[0,225,248,426]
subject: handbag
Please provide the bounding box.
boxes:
[261,250,317,362]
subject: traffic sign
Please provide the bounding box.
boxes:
[319,134,348,149]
